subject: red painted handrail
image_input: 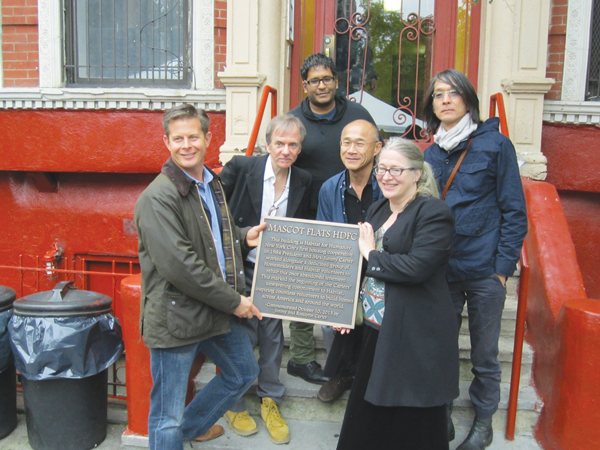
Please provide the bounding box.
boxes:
[505,242,529,440]
[489,93,510,138]
[245,85,278,156]
[488,92,525,440]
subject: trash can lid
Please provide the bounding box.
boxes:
[13,281,112,317]
[0,286,17,312]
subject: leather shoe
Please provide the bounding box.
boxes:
[317,375,353,402]
[287,360,329,384]
[456,416,493,450]
[193,424,224,442]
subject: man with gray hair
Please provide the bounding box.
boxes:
[220,114,312,444]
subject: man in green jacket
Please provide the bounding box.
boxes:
[134,104,266,450]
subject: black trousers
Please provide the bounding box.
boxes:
[336,326,449,450]
[323,325,363,378]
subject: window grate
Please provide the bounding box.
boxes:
[64,0,191,87]
[587,0,600,100]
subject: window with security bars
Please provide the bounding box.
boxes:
[587,0,600,100]
[63,0,191,87]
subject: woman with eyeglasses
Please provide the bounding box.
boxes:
[335,138,459,450]
[423,70,527,450]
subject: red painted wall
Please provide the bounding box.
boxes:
[0,109,225,294]
[558,191,600,299]
[542,122,600,297]
[543,123,600,193]
[0,110,225,172]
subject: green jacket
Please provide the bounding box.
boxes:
[134,158,250,348]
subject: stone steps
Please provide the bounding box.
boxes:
[193,274,541,448]
[195,363,541,433]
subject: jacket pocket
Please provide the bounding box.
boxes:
[454,205,500,237]
[166,292,214,339]
[457,161,490,197]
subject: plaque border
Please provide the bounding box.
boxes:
[251,216,362,329]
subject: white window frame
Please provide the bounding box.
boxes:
[0,0,225,111]
[544,0,600,124]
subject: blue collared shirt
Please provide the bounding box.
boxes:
[182,167,226,277]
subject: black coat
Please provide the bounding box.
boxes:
[219,154,312,228]
[362,195,459,407]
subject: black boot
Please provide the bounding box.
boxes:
[457,416,493,450]
[447,403,455,441]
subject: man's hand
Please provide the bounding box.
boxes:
[233,295,263,320]
[246,222,267,248]
[496,274,507,287]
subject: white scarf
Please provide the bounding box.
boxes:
[434,113,478,152]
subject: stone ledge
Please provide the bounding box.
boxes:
[543,100,600,125]
[0,88,226,111]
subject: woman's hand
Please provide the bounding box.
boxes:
[358,222,376,260]
[333,326,352,335]
[246,222,267,247]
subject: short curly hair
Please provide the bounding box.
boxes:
[300,53,337,81]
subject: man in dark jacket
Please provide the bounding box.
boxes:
[135,104,266,450]
[423,69,527,449]
[219,115,312,444]
[316,119,382,403]
[287,53,377,383]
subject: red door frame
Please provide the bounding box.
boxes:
[290,0,481,109]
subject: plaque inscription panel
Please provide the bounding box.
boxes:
[251,217,362,328]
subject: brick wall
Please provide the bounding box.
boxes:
[215,0,227,89]
[2,0,39,87]
[546,0,567,100]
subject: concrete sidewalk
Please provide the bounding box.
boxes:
[1,412,541,450]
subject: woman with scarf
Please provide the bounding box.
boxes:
[335,138,459,450]
[423,70,527,450]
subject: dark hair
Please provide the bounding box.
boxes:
[266,115,307,144]
[162,104,210,137]
[300,53,337,81]
[422,69,481,134]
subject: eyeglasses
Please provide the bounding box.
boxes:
[432,89,461,100]
[374,166,415,177]
[305,76,336,87]
[340,140,378,150]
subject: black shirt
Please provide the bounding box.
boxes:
[344,170,375,225]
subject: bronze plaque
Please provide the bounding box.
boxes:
[251,217,362,328]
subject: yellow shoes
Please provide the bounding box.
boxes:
[224,410,258,436]
[261,397,290,444]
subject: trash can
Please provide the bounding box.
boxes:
[9,281,124,450]
[0,286,17,440]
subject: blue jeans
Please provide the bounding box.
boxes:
[148,317,259,450]
[449,274,506,419]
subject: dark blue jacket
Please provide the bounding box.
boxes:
[316,170,382,224]
[424,118,527,282]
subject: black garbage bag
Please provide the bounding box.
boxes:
[9,313,124,380]
[0,309,14,373]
